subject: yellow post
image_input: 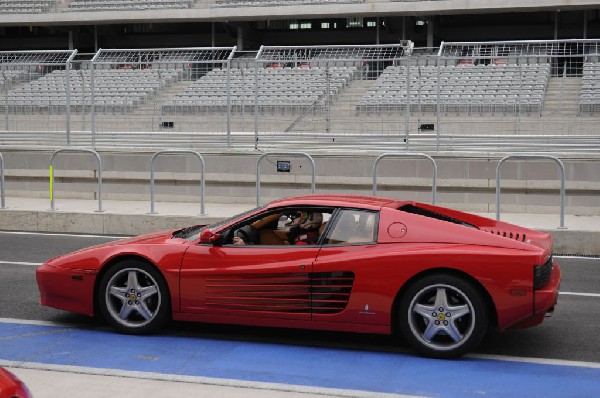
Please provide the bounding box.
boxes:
[49,165,53,201]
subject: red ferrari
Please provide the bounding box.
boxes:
[37,194,560,358]
[0,368,31,398]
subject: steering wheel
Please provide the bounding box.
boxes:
[234,226,257,245]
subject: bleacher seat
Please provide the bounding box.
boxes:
[214,0,363,7]
[0,68,182,114]
[66,0,194,12]
[358,63,550,115]
[579,62,600,115]
[0,0,56,13]
[163,66,358,114]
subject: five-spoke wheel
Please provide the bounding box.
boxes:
[399,274,488,358]
[98,260,170,334]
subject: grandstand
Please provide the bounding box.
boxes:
[1,40,599,145]
[0,2,599,147]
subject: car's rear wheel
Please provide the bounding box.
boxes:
[398,274,488,358]
[98,260,170,334]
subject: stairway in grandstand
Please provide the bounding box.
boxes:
[542,77,581,117]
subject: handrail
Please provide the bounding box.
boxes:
[0,152,5,209]
[372,153,438,204]
[150,149,206,215]
[50,148,103,212]
[496,154,566,229]
[256,152,316,206]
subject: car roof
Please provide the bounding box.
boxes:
[267,194,408,211]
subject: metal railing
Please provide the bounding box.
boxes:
[149,149,206,215]
[496,154,566,229]
[256,152,315,206]
[50,148,103,212]
[372,152,438,204]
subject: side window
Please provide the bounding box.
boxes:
[325,210,377,245]
[228,207,333,246]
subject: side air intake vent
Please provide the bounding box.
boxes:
[482,228,527,242]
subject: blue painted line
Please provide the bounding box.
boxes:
[1,322,600,397]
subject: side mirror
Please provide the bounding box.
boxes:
[199,228,220,244]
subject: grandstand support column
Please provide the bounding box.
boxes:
[94,26,98,52]
[212,23,216,47]
[583,11,588,39]
[427,18,435,48]
[237,26,244,51]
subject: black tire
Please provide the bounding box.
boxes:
[398,273,488,359]
[98,260,171,334]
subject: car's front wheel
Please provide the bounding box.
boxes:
[98,260,170,334]
[398,274,488,358]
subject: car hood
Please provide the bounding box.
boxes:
[44,230,177,264]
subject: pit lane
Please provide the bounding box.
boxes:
[1,231,599,397]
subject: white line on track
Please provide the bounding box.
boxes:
[0,261,42,266]
[0,359,415,398]
[560,291,600,298]
[0,230,125,239]
[554,255,600,260]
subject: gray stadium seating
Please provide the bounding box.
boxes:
[579,62,600,114]
[163,66,358,114]
[66,0,194,12]
[214,0,363,7]
[358,63,551,115]
[0,0,56,14]
[1,68,182,113]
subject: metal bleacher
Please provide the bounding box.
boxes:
[2,68,182,113]
[358,63,551,115]
[163,66,359,114]
[214,0,363,7]
[579,62,600,114]
[66,0,194,12]
[0,0,56,13]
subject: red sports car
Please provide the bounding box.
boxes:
[37,194,560,358]
[0,368,31,398]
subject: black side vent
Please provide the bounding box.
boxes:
[311,271,355,314]
[483,229,527,242]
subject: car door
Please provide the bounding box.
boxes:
[312,209,389,326]
[180,241,320,321]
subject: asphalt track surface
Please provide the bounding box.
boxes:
[1,231,600,397]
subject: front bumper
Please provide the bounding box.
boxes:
[36,262,97,316]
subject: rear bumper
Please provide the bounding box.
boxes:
[513,260,561,329]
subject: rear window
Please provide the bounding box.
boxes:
[399,204,477,229]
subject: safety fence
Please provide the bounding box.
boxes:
[1,40,600,152]
[0,149,570,228]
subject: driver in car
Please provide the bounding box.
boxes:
[232,211,322,245]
